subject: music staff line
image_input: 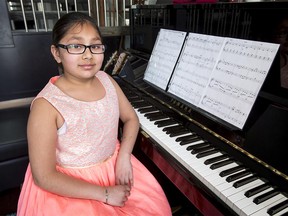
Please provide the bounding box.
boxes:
[184,42,222,53]
[224,39,279,53]
[222,47,275,61]
[173,67,209,87]
[144,72,168,90]
[200,95,248,127]
[215,60,267,84]
[179,57,216,71]
[208,78,256,104]
[152,50,179,62]
[187,35,224,47]
[168,82,202,106]
[158,38,185,48]
[181,52,216,64]
[148,60,174,72]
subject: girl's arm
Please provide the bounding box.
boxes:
[109,77,140,186]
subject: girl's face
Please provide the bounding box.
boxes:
[51,22,104,80]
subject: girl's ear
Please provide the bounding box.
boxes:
[51,45,61,63]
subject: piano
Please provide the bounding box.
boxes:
[112,2,288,215]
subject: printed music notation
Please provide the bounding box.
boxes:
[199,38,279,128]
[143,29,187,90]
[168,33,225,106]
[143,29,279,129]
[166,33,279,129]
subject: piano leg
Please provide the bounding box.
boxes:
[136,131,226,216]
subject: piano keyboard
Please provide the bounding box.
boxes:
[130,97,288,216]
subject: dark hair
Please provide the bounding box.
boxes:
[52,12,103,45]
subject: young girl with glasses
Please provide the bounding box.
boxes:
[17,12,171,216]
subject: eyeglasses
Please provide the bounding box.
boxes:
[56,44,105,54]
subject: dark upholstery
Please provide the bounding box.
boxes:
[0,106,29,192]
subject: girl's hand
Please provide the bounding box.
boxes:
[105,185,131,207]
[115,152,134,186]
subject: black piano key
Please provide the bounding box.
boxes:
[210,159,234,170]
[245,183,271,198]
[138,107,158,113]
[132,101,150,108]
[219,165,246,177]
[148,114,168,121]
[145,113,166,121]
[186,142,210,150]
[181,137,203,146]
[169,129,190,137]
[130,99,143,104]
[155,119,178,127]
[233,175,258,188]
[165,126,186,134]
[204,154,230,165]
[267,199,288,215]
[191,146,214,155]
[253,189,280,205]
[226,170,252,183]
[144,112,163,118]
[175,134,196,142]
[162,125,182,132]
[196,149,219,158]
[128,97,141,102]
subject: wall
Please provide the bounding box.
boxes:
[0,32,121,102]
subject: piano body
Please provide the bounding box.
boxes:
[113,2,288,215]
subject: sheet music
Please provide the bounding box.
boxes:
[143,29,186,90]
[199,38,279,129]
[168,33,225,106]
[167,33,279,129]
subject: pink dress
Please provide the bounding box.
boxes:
[17,71,171,216]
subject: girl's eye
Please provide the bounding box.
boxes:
[91,45,100,49]
[71,44,82,49]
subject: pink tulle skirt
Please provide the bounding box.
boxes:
[17,146,171,216]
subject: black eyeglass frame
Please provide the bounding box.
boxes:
[56,44,106,54]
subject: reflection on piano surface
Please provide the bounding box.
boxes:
[113,2,288,216]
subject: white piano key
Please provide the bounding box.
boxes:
[243,194,287,216]
[220,173,254,197]
[226,179,265,209]
[233,187,274,215]
[248,195,287,216]
[239,193,285,216]
[203,162,240,192]
[223,178,263,209]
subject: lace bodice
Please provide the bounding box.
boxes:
[34,71,119,167]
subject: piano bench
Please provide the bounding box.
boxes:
[0,156,28,192]
[0,106,30,193]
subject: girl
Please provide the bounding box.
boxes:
[17,12,171,216]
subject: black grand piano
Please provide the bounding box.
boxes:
[112,2,288,216]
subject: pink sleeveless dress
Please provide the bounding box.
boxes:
[17,71,171,216]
